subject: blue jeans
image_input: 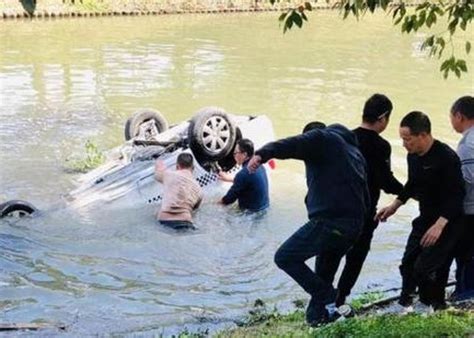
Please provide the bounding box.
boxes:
[274,218,361,306]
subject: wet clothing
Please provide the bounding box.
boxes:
[159,220,196,230]
[397,140,465,307]
[256,124,369,221]
[221,160,269,212]
[155,169,203,223]
[257,124,368,323]
[335,128,403,304]
[454,126,474,299]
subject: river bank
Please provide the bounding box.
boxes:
[0,0,328,19]
[216,299,474,337]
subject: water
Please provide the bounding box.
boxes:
[0,12,473,334]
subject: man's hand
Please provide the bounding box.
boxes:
[375,199,402,222]
[420,217,448,247]
[247,155,262,173]
[218,171,234,182]
[155,160,166,172]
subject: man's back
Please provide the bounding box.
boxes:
[158,170,203,222]
[353,127,403,213]
[257,124,369,220]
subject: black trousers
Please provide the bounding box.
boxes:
[399,222,460,308]
[315,216,377,306]
[454,215,474,299]
[274,218,361,307]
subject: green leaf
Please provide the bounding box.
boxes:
[304,2,312,11]
[466,41,472,54]
[457,60,467,72]
[20,0,36,15]
[448,18,458,35]
[291,11,303,28]
[455,67,461,78]
[440,59,451,72]
[301,12,308,21]
[278,11,288,22]
[270,0,276,5]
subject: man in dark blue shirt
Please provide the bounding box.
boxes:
[219,139,269,212]
[248,123,369,326]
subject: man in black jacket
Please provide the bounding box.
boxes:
[328,94,403,306]
[248,123,369,325]
[377,111,465,311]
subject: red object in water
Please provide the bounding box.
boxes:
[268,159,276,170]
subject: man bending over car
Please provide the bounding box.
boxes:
[154,153,203,230]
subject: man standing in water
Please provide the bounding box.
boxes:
[331,94,403,307]
[219,139,269,212]
[377,111,465,311]
[248,123,369,325]
[450,96,474,299]
[155,153,203,230]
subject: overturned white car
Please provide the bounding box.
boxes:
[0,107,275,217]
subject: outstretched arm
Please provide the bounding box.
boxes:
[154,160,166,182]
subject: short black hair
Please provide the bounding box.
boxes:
[363,94,393,123]
[237,138,254,157]
[177,153,194,169]
[400,111,431,135]
[302,121,326,133]
[451,95,474,120]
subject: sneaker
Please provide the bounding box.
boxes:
[325,304,355,323]
[413,301,434,315]
[384,302,414,315]
[336,304,355,319]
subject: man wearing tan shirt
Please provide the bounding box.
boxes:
[154,153,203,230]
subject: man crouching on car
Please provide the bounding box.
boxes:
[154,153,203,230]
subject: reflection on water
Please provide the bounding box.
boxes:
[0,12,472,335]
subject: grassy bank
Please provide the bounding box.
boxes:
[216,309,474,337]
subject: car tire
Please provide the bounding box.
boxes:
[124,109,168,141]
[0,200,37,218]
[188,107,237,162]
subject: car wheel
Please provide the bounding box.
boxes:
[0,200,37,218]
[124,109,168,141]
[188,107,237,162]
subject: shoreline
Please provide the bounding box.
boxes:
[0,0,420,20]
[0,1,331,20]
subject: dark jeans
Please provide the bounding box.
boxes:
[274,217,361,307]
[333,217,378,305]
[159,220,196,230]
[454,215,474,300]
[399,222,460,308]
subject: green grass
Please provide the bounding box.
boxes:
[217,309,474,337]
[66,140,105,173]
[350,291,385,311]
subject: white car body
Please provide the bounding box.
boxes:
[66,113,275,210]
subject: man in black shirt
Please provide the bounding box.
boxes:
[377,111,465,310]
[248,123,369,325]
[319,94,403,306]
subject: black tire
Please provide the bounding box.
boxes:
[124,109,168,141]
[188,107,237,162]
[0,200,37,218]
